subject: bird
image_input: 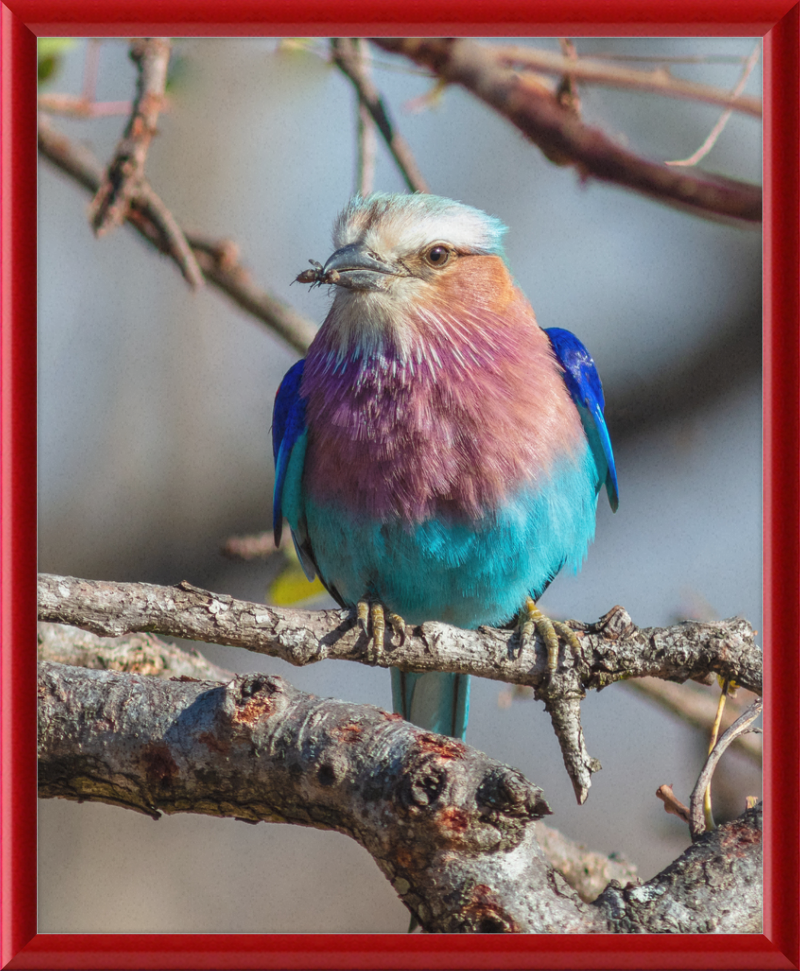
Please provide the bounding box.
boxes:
[272,192,618,741]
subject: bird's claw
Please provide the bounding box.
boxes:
[357,600,406,665]
[520,596,583,675]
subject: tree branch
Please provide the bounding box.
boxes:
[331,37,429,194]
[37,573,762,694]
[37,622,639,904]
[88,38,173,236]
[37,118,318,355]
[371,38,761,225]
[625,678,762,764]
[37,620,234,681]
[689,698,763,840]
[38,572,762,805]
[79,38,209,290]
[491,44,762,118]
[37,657,762,933]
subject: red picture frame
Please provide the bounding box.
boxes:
[2,1,797,968]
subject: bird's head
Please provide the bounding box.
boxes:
[314,193,512,354]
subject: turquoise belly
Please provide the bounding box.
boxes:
[302,445,600,629]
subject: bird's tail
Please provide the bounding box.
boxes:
[391,669,471,739]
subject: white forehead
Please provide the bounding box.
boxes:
[332,193,507,257]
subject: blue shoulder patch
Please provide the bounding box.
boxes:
[545,328,619,512]
[272,359,307,545]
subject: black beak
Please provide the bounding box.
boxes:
[322,243,396,290]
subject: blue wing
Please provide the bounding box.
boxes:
[545,327,619,512]
[272,360,317,578]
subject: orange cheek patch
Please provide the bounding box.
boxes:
[428,256,519,317]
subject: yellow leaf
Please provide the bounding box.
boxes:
[269,565,326,606]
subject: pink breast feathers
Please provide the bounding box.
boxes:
[301,260,586,524]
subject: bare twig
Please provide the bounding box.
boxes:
[656,783,691,823]
[38,38,133,118]
[535,822,638,903]
[666,40,762,167]
[492,44,762,118]
[703,680,730,830]
[89,38,169,232]
[37,93,133,117]
[37,573,762,806]
[331,38,429,194]
[38,118,318,355]
[138,182,203,287]
[220,530,281,561]
[350,40,378,196]
[372,38,761,225]
[83,38,205,288]
[689,698,763,840]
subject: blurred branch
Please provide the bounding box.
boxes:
[372,38,761,225]
[38,654,762,932]
[666,40,762,167]
[352,39,378,196]
[220,530,281,561]
[38,40,132,119]
[491,43,762,118]
[535,822,638,903]
[38,621,233,681]
[625,678,762,764]
[38,572,762,805]
[37,93,132,117]
[331,37,429,194]
[38,117,318,356]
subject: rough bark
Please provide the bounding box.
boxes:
[37,574,761,694]
[37,622,639,902]
[37,658,761,934]
[37,573,762,805]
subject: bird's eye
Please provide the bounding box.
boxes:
[424,244,452,268]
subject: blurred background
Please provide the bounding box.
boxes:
[37,36,762,933]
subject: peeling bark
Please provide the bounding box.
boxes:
[37,657,762,933]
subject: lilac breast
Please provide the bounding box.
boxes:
[301,291,586,524]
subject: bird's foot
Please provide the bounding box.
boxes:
[519,596,584,675]
[357,600,406,665]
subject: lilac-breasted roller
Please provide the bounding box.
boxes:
[272,193,618,740]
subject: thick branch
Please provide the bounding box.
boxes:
[38,573,762,805]
[372,38,761,225]
[37,622,638,904]
[38,659,586,933]
[38,659,761,933]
